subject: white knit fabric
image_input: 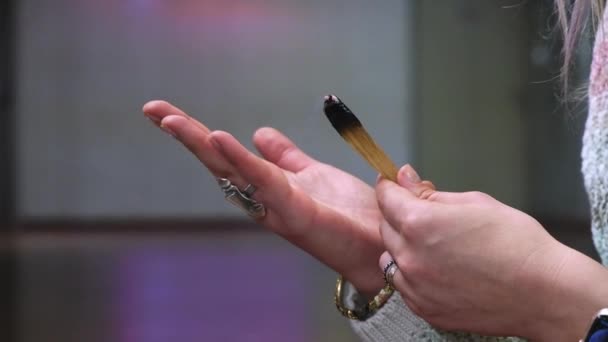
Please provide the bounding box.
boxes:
[351,292,522,342]
[351,9,608,342]
[583,10,608,265]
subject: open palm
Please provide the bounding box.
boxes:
[286,162,382,232]
[143,100,385,295]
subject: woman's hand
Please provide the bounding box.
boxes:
[376,164,608,341]
[143,100,388,295]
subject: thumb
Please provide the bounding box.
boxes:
[396,164,436,200]
[375,177,424,225]
[253,127,315,173]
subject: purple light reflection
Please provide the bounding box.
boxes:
[114,244,311,342]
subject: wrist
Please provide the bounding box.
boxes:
[339,250,387,300]
[528,246,608,342]
[347,272,386,300]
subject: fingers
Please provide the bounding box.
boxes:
[426,191,494,204]
[210,131,287,191]
[376,178,458,241]
[394,164,493,205]
[143,100,210,133]
[160,115,234,177]
[209,130,312,222]
[253,127,315,173]
[396,164,436,200]
[376,178,428,228]
[143,102,319,227]
[375,164,435,234]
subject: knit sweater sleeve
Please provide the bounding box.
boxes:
[583,6,608,266]
[346,283,525,342]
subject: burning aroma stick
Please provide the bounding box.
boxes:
[323,94,399,182]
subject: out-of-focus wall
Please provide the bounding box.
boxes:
[17,232,356,342]
[415,2,529,209]
[14,2,414,341]
[525,0,591,222]
[13,2,597,342]
[414,1,594,255]
[16,0,413,219]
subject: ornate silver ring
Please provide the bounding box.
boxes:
[217,178,266,219]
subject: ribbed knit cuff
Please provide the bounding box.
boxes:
[350,292,444,341]
[348,287,526,342]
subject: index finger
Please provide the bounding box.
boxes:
[143,100,211,134]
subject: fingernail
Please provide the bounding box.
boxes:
[160,123,177,138]
[209,135,222,151]
[376,174,383,184]
[403,164,421,183]
[145,113,161,125]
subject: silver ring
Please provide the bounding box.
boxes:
[383,260,398,288]
[217,178,266,219]
[242,184,256,197]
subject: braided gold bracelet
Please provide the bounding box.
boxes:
[334,275,394,320]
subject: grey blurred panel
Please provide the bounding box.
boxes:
[525,1,591,221]
[16,232,357,342]
[1,2,17,342]
[16,0,413,218]
[415,2,529,208]
[0,0,16,225]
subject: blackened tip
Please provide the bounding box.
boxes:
[323,94,341,106]
[322,94,361,133]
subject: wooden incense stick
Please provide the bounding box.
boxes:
[323,94,399,182]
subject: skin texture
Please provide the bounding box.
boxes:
[376,165,608,341]
[143,100,387,296]
[143,100,608,340]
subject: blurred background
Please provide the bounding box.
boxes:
[0,1,597,341]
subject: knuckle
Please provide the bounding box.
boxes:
[425,191,441,202]
[403,212,421,228]
[417,181,436,200]
[400,209,430,236]
[467,191,494,202]
[418,188,435,200]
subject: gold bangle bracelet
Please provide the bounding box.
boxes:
[334,275,394,320]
